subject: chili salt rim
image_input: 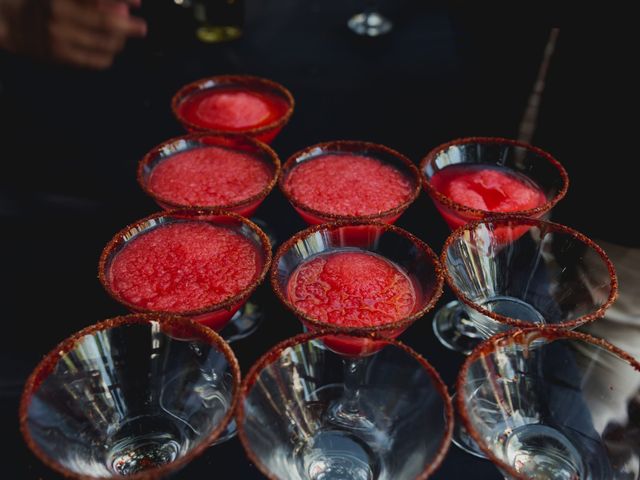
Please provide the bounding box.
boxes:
[171,74,295,137]
[270,220,444,335]
[19,313,241,480]
[440,215,618,329]
[279,140,422,222]
[98,209,272,317]
[456,327,640,480]
[419,136,569,219]
[237,330,454,480]
[137,132,281,212]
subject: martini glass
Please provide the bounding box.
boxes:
[420,137,569,353]
[271,221,443,353]
[20,313,240,479]
[99,210,272,343]
[347,1,393,37]
[442,216,618,457]
[171,75,294,144]
[439,216,617,352]
[280,140,421,226]
[138,133,280,218]
[237,332,453,480]
[458,328,640,479]
[138,132,280,245]
[271,221,443,438]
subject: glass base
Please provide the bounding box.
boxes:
[502,424,585,479]
[451,393,488,459]
[219,301,262,343]
[326,401,377,432]
[296,428,380,480]
[347,11,392,37]
[196,25,242,43]
[432,300,483,355]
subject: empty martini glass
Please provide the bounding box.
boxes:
[458,328,640,479]
[20,313,240,479]
[439,216,617,353]
[237,331,453,480]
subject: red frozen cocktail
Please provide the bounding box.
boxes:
[99,211,271,331]
[172,75,294,144]
[287,250,417,328]
[421,137,569,239]
[280,141,421,225]
[138,134,280,216]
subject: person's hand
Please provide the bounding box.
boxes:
[48,0,146,69]
[0,0,147,70]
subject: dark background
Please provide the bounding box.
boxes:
[0,1,632,478]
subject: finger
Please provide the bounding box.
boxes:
[50,40,116,69]
[52,0,147,37]
[50,21,126,54]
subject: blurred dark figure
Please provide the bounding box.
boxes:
[0,0,146,69]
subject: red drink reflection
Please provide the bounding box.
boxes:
[272,222,442,357]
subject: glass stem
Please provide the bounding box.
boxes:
[341,356,367,415]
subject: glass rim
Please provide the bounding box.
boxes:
[456,326,640,480]
[171,74,295,136]
[137,132,281,211]
[270,220,444,334]
[19,313,242,480]
[419,136,570,218]
[236,330,454,480]
[98,209,272,317]
[441,215,618,329]
[278,140,422,222]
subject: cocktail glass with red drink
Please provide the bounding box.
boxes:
[20,314,240,478]
[280,140,421,225]
[237,332,453,480]
[420,137,570,353]
[271,222,443,441]
[172,75,294,144]
[271,221,443,355]
[138,133,280,218]
[99,210,271,342]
